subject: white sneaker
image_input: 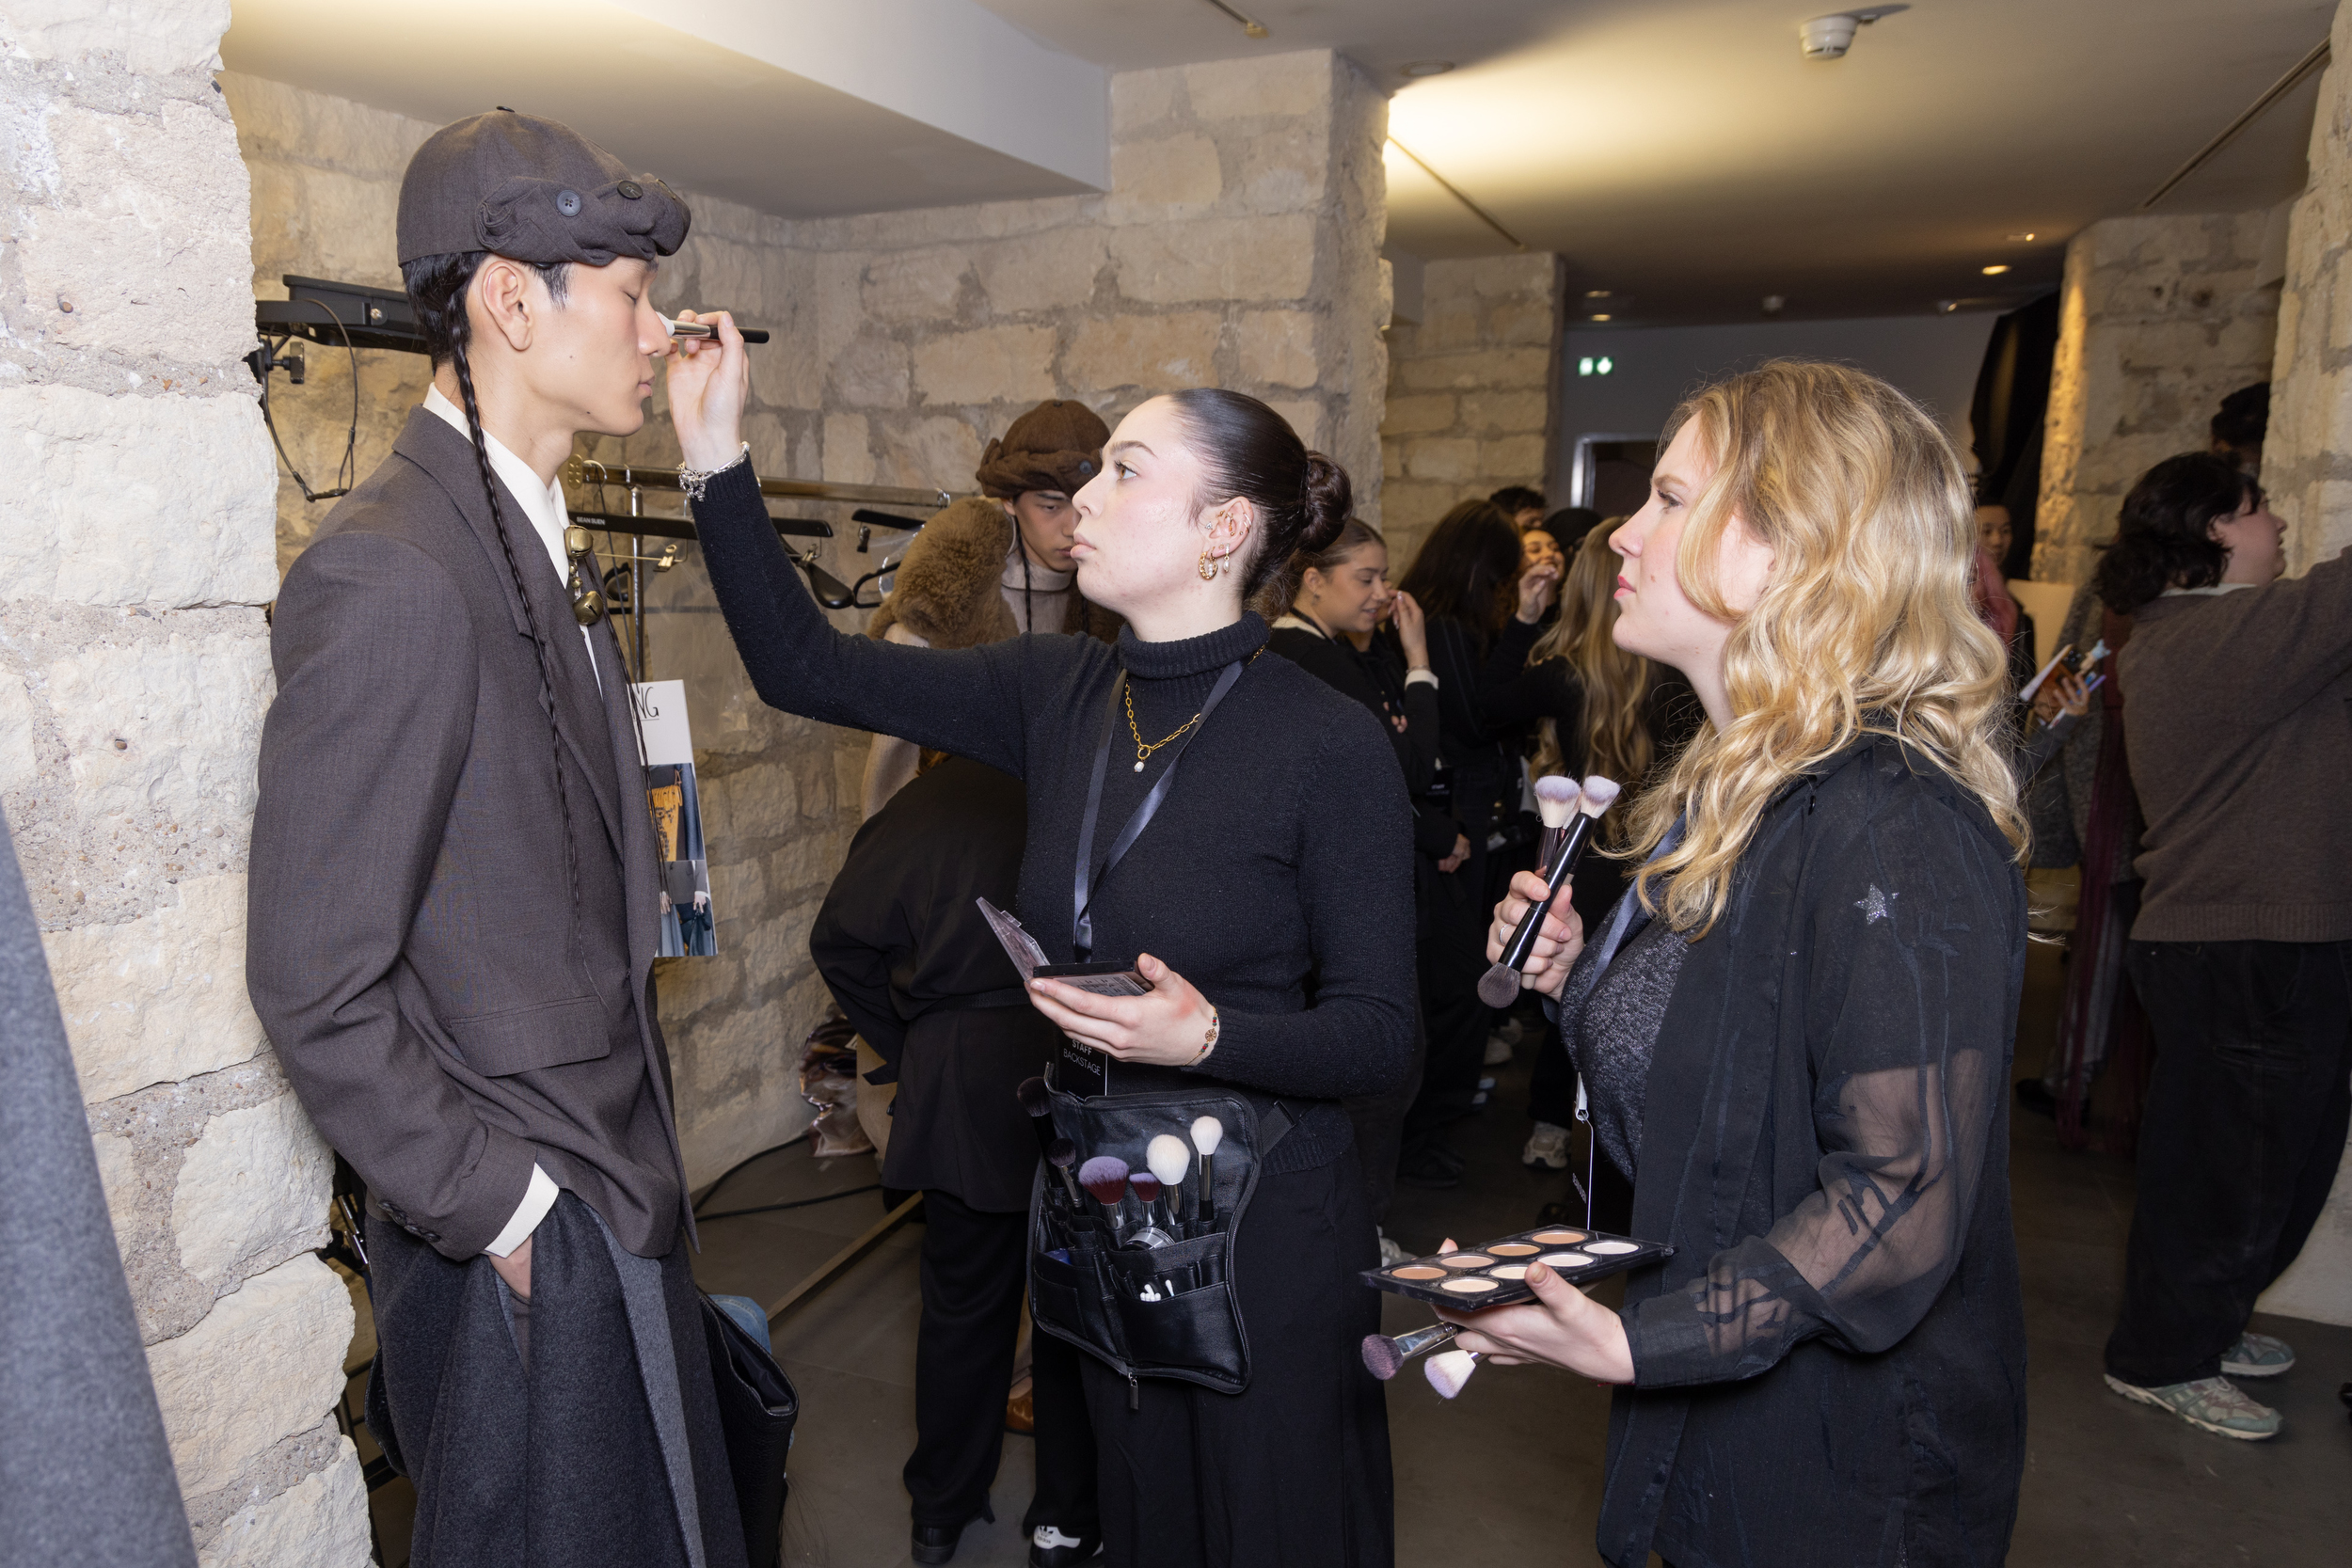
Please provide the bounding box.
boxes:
[1376,1231,1408,1267]
[1485,1033,1515,1066]
[1522,1122,1572,1170]
[1493,1016,1525,1048]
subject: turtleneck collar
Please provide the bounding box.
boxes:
[1003,541,1075,594]
[1117,611,1269,681]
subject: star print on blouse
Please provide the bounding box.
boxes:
[1855,885,1898,923]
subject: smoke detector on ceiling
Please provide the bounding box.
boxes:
[1800,6,1908,60]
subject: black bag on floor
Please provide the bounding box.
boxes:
[699,1295,799,1568]
[1028,1077,1285,1401]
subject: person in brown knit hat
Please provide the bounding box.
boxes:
[862,399,1120,816]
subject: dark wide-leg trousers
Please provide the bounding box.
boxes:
[906,1188,1098,1536]
[2106,939,2352,1387]
[365,1193,748,1568]
[1076,1151,1394,1568]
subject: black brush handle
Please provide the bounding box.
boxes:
[1502,811,1598,971]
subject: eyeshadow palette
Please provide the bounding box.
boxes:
[1363,1226,1674,1307]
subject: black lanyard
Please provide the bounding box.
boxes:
[1071,659,1247,961]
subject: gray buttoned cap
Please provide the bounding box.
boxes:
[396,110,691,267]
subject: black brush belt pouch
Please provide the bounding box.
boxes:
[1027,1074,1291,1402]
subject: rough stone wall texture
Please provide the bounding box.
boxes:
[1,7,368,1565]
[787,50,1391,520]
[2032,211,2279,584]
[1379,253,1565,566]
[2253,3,2352,1329]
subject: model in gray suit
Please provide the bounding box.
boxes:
[247,112,750,1568]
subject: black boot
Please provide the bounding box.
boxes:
[913,1502,994,1565]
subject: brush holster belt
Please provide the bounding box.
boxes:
[1027,1076,1290,1398]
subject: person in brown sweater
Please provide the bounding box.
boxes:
[2097,451,2352,1442]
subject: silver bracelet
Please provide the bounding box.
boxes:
[679,442,750,502]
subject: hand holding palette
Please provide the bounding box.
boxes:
[1364,1226,1672,1308]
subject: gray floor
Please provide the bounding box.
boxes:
[359,939,2352,1564]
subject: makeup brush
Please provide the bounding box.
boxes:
[1360,1323,1459,1381]
[1146,1134,1192,1235]
[1047,1138,1084,1209]
[1015,1076,1058,1163]
[661,314,771,344]
[1477,774,1623,1008]
[1424,1348,1483,1400]
[1078,1155,1131,1240]
[1534,772,1581,873]
[1190,1116,1224,1230]
[1126,1172,1175,1248]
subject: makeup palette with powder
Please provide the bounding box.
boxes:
[1363,1227,1673,1307]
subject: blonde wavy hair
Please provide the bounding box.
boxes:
[1532,520,1655,842]
[1627,360,2026,935]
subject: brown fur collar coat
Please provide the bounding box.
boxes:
[866,496,1117,646]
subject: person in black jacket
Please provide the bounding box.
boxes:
[670,328,1412,1568]
[810,756,1101,1566]
[1265,519,1452,1228]
[1446,361,2029,1568]
[1391,499,1559,1183]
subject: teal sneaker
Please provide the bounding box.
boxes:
[2104,1373,2281,1440]
[2221,1331,2295,1378]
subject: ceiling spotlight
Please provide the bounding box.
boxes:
[1589,313,1613,323]
[1400,60,1454,79]
[1982,263,2010,276]
[1800,6,1907,60]
[1937,299,1959,313]
[1762,294,1787,314]
[1584,289,1613,299]
[2006,231,2037,243]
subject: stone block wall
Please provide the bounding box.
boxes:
[2032,211,2279,584]
[789,50,1391,521]
[2253,0,2352,1329]
[2,5,369,1563]
[1379,253,1565,564]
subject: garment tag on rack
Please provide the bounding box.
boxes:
[634,680,717,957]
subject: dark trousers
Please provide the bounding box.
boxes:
[366,1195,748,1568]
[1404,863,1497,1144]
[1076,1152,1394,1568]
[1341,997,1424,1227]
[2106,939,2352,1386]
[906,1188,1097,1534]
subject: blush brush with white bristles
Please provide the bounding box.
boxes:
[1534,772,1581,873]
[1477,774,1621,1008]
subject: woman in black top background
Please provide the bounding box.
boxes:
[1265,520,1454,1231]
[1391,499,1559,1182]
[669,316,1411,1568]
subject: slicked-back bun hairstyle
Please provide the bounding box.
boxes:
[1163,388,1351,605]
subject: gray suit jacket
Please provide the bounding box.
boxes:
[249,409,690,1261]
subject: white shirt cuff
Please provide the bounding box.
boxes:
[1404,669,1438,689]
[485,1164,560,1258]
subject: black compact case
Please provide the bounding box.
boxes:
[1365,1226,1675,1308]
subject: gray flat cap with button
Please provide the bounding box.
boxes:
[396,109,691,266]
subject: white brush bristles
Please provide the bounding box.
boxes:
[1147,1134,1191,1188]
[1425,1349,1480,1399]
[1576,774,1623,817]
[1534,773,1581,828]
[1190,1116,1224,1157]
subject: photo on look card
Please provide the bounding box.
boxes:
[634,680,716,957]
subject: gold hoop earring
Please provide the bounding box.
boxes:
[1199,549,1219,582]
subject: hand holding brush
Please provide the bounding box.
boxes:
[1477,774,1619,1008]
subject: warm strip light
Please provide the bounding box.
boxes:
[1982,264,2010,276]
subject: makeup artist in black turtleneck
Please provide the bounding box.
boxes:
[669,321,1411,1568]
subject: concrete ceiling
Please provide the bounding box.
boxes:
[220,0,1108,219]
[978,0,2332,323]
[226,1,2334,325]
